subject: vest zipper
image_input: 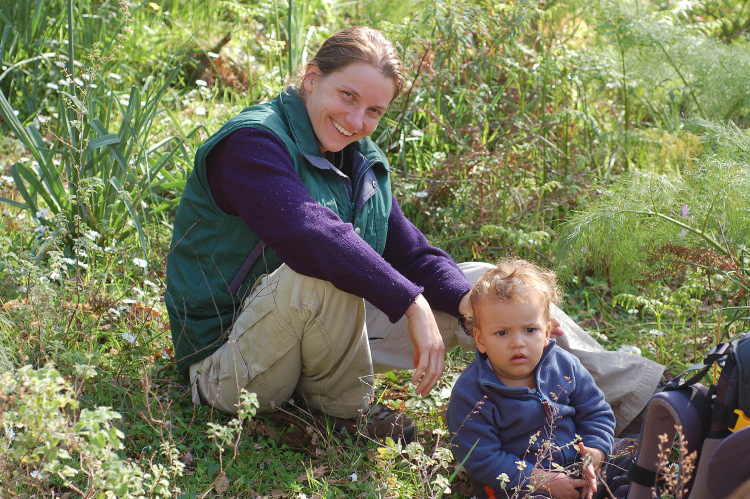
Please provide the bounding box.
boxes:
[351,157,372,217]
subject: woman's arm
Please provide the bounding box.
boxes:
[381,198,472,317]
[207,128,422,321]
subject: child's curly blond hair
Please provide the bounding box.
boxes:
[463,259,561,333]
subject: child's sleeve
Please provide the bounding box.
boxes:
[568,358,616,454]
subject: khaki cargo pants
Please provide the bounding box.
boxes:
[189,262,663,433]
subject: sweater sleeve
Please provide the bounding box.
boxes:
[382,198,472,317]
[568,357,616,455]
[206,128,423,322]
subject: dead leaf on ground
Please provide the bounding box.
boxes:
[180,450,193,466]
[215,473,229,494]
[297,465,328,482]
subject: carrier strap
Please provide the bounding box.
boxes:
[627,462,665,487]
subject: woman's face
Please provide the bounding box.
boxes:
[302,61,396,154]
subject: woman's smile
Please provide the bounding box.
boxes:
[331,117,355,137]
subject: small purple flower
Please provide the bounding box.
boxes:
[681,204,690,217]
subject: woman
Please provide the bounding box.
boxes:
[165,27,663,442]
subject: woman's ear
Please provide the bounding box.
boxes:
[302,63,321,93]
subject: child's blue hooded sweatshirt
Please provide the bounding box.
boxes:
[446,341,615,494]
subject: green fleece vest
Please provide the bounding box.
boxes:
[165,88,392,373]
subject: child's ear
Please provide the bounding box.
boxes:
[545,323,552,344]
[474,328,487,353]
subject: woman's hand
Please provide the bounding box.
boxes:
[405,294,445,396]
[550,317,565,338]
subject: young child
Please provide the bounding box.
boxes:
[446,259,633,499]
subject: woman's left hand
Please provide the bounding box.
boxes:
[405,294,446,396]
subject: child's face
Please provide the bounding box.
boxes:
[473,296,550,388]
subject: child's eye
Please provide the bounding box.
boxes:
[524,327,539,334]
[494,330,508,336]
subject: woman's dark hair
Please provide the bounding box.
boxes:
[299,26,404,102]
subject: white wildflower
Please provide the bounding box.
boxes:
[627,308,638,315]
[414,191,428,199]
[62,257,76,265]
[1,210,8,216]
[133,257,148,269]
[349,472,357,482]
[46,82,59,90]
[648,329,665,337]
[34,226,47,234]
[35,208,51,219]
[195,106,207,116]
[30,470,44,479]
[77,261,88,269]
[122,332,136,344]
[589,330,607,341]
[618,345,642,355]
[0,176,13,185]
[195,79,208,87]
[410,129,424,137]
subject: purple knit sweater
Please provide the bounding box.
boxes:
[205,128,471,323]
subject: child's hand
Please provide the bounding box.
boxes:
[577,442,605,499]
[531,469,588,499]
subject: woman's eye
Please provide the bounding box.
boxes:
[368,108,382,116]
[341,91,353,99]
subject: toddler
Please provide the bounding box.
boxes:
[446,259,633,499]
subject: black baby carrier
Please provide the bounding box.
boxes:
[627,331,750,499]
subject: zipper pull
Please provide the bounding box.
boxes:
[538,392,554,425]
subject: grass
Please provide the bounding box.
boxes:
[1,0,749,496]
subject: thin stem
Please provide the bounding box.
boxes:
[67,0,75,81]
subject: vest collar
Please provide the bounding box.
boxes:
[279,87,324,157]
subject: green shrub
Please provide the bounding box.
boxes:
[0,363,185,497]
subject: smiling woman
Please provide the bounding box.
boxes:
[164,26,474,444]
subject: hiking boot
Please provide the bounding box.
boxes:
[328,404,417,443]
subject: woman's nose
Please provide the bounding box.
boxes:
[345,108,365,132]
